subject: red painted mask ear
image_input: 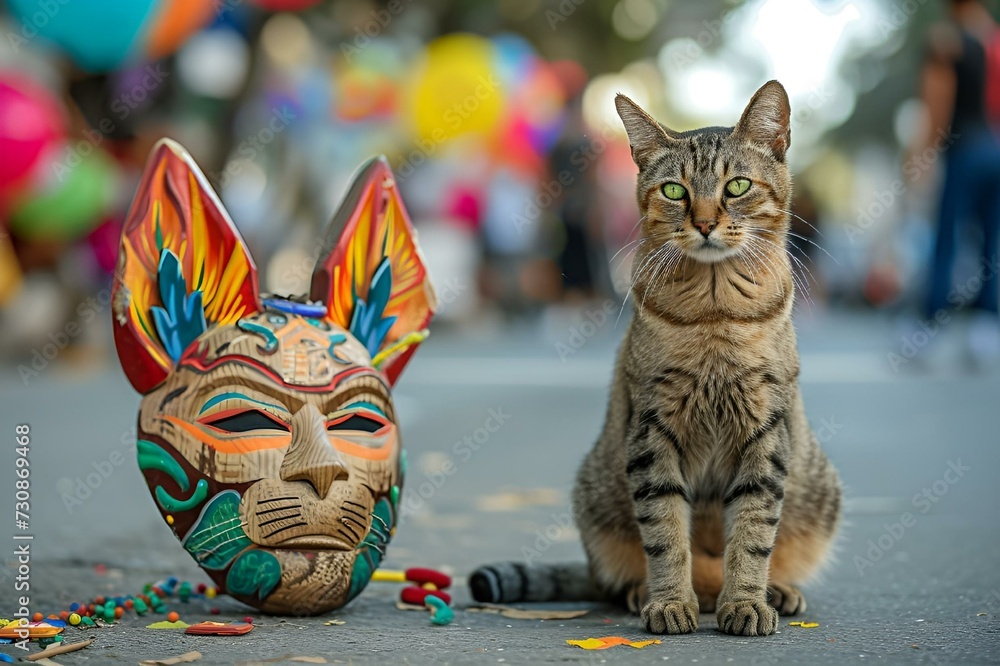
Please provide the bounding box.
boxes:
[112,139,261,394]
[310,156,437,386]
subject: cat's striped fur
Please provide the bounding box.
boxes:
[470,81,841,636]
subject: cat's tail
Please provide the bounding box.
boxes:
[469,562,599,603]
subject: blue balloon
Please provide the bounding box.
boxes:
[6,0,159,72]
[491,33,536,88]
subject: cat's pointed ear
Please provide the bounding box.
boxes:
[734,80,791,161]
[615,94,673,164]
[112,139,261,394]
[310,156,437,386]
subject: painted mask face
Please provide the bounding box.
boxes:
[111,140,436,614]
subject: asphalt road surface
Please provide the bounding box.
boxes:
[1,306,998,665]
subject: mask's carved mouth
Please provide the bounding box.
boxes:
[271,534,357,551]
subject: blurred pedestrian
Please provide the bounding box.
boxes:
[922,0,1000,364]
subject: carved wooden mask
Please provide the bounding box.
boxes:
[111,139,436,614]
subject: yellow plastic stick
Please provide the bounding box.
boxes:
[371,570,408,583]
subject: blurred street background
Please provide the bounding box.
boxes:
[0,0,998,663]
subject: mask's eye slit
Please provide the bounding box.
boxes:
[327,413,387,434]
[204,410,289,433]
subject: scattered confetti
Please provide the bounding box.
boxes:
[185,621,254,636]
[567,637,660,650]
[426,596,454,625]
[323,620,346,626]
[147,620,190,629]
[139,651,202,665]
[395,601,427,612]
[0,622,63,639]
[789,621,820,628]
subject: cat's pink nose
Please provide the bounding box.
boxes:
[694,219,717,237]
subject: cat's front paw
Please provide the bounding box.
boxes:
[767,582,806,616]
[717,599,778,636]
[625,583,647,615]
[641,599,699,634]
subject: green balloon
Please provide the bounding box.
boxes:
[9,150,117,242]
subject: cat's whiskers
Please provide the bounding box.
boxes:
[776,207,825,238]
[642,243,680,308]
[738,238,785,298]
[609,236,649,265]
[741,227,814,281]
[617,240,673,326]
[776,226,839,265]
[742,231,817,310]
[615,244,658,328]
[625,215,648,243]
[752,237,815,313]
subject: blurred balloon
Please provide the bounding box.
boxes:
[517,62,566,153]
[491,33,536,89]
[177,27,251,99]
[494,114,545,176]
[250,0,321,10]
[334,42,404,122]
[550,59,589,99]
[491,60,567,175]
[0,74,65,210]
[409,34,504,144]
[5,0,213,72]
[8,148,118,242]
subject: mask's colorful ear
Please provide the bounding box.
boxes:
[112,138,261,394]
[311,156,437,386]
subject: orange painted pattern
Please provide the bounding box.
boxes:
[162,416,290,454]
[117,141,260,376]
[324,165,434,351]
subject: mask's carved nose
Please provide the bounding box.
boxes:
[281,405,349,498]
[694,219,717,237]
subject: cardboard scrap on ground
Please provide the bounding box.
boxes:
[474,488,563,512]
[322,619,346,626]
[395,601,426,612]
[468,604,589,620]
[567,637,661,650]
[139,651,202,666]
[236,657,327,665]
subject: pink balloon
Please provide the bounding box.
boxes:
[0,74,64,204]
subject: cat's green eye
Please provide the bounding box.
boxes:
[725,178,752,197]
[662,182,687,201]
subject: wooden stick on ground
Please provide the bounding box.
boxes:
[25,638,95,661]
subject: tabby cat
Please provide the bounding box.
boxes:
[470,81,841,636]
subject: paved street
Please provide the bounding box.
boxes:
[1,306,998,665]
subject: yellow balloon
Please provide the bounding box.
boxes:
[410,34,504,144]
